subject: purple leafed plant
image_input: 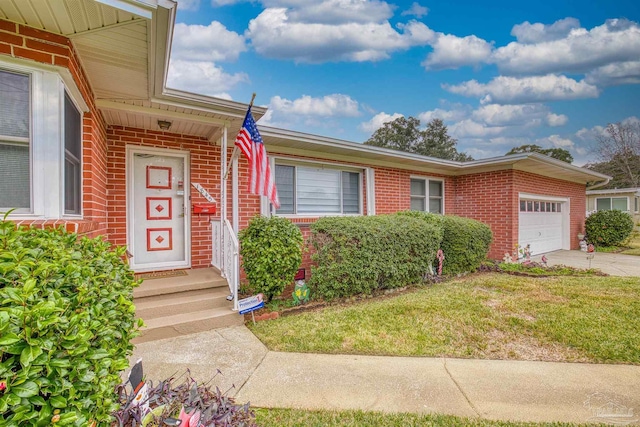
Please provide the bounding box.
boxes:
[111,368,258,427]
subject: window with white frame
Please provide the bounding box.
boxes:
[635,197,639,213]
[596,197,628,212]
[410,178,444,214]
[275,163,362,215]
[0,70,31,210]
[0,63,84,217]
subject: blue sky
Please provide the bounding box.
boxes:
[167,0,640,165]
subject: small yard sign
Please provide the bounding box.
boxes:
[238,294,264,314]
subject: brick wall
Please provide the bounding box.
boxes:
[513,170,586,251]
[0,19,108,237]
[450,169,586,259]
[106,127,221,268]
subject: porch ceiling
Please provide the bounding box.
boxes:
[0,0,171,101]
[97,97,262,142]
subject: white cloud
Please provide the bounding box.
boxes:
[585,61,640,86]
[177,0,200,10]
[246,8,434,63]
[166,60,249,96]
[401,2,428,18]
[510,17,581,44]
[269,94,361,117]
[545,134,575,148]
[471,104,563,127]
[546,113,568,127]
[422,34,493,70]
[493,19,640,75]
[359,112,403,133]
[449,119,507,138]
[172,22,246,62]
[443,74,600,104]
[418,107,468,123]
[278,0,394,24]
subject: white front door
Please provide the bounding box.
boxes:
[127,147,190,271]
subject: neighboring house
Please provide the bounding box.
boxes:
[0,1,610,294]
[586,188,640,224]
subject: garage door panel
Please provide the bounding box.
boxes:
[518,198,565,255]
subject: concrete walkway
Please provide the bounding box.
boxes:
[132,326,640,426]
[532,250,640,277]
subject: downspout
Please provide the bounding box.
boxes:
[586,177,611,190]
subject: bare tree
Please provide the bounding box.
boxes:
[594,121,640,188]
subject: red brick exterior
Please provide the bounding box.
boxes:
[1,19,588,273]
[106,127,222,268]
[1,19,107,238]
[450,169,585,259]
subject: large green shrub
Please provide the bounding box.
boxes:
[0,220,140,426]
[397,212,493,275]
[586,210,634,247]
[238,216,304,301]
[309,215,442,300]
[438,215,493,275]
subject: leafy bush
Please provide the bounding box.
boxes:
[239,216,304,301]
[397,212,492,275]
[586,210,634,247]
[0,219,140,425]
[112,365,257,427]
[308,215,442,300]
[438,216,492,275]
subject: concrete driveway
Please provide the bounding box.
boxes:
[533,250,640,276]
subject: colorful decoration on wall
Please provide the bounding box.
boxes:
[292,280,310,305]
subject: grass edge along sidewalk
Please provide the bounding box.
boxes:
[250,273,640,364]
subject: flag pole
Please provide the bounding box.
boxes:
[224,93,256,180]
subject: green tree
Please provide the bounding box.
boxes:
[365,116,473,161]
[505,144,574,163]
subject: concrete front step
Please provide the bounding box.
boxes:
[133,268,241,343]
[134,268,229,299]
[133,307,244,344]
[135,288,233,320]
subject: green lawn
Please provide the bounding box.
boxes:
[255,408,608,427]
[621,230,640,255]
[250,273,640,364]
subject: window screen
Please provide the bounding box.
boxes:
[0,70,30,209]
[275,164,362,215]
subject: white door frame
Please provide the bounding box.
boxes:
[126,145,191,272]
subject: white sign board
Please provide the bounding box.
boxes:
[238,294,265,314]
[191,182,216,203]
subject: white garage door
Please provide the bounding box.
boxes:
[518,199,565,255]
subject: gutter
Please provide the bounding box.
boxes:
[586,177,612,190]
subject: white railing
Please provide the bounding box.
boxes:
[223,219,240,311]
[211,219,240,311]
[211,219,222,270]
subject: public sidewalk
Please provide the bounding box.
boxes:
[132,325,640,426]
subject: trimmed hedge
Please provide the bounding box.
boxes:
[0,220,139,425]
[239,216,304,301]
[586,210,634,247]
[438,215,493,275]
[397,211,493,275]
[308,215,443,300]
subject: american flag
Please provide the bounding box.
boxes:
[234,107,280,208]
